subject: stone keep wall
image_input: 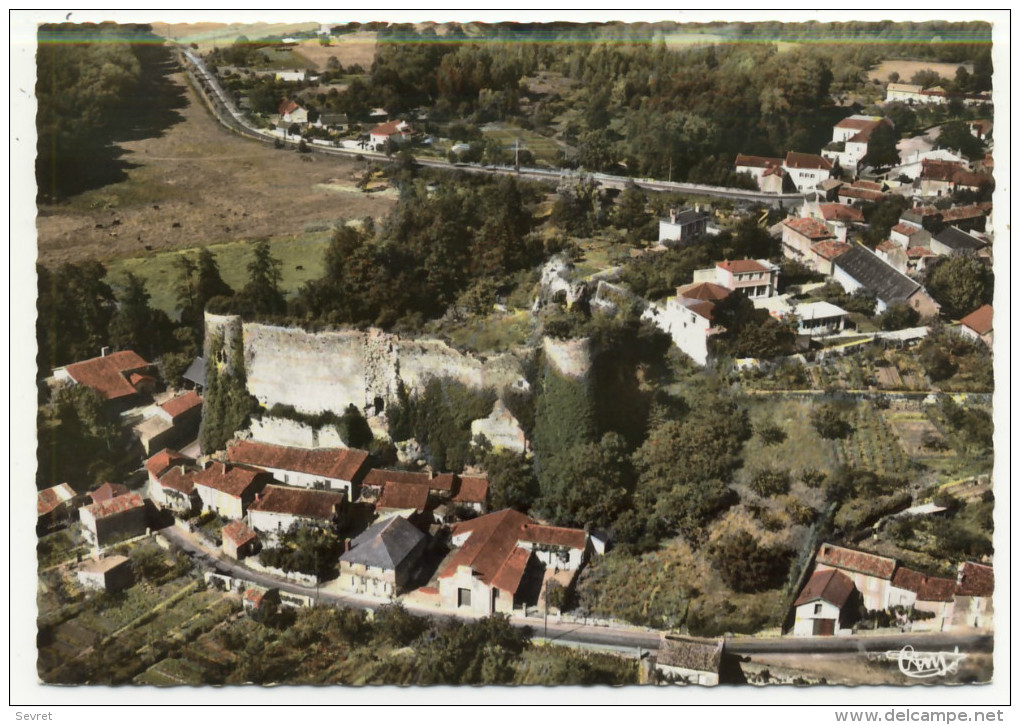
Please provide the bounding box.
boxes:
[205,313,527,416]
[542,336,593,380]
[246,416,346,449]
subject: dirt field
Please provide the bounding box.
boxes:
[35,70,396,268]
[149,22,320,51]
[292,32,378,70]
[868,59,974,83]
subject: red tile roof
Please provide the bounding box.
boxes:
[362,469,432,489]
[795,568,856,608]
[90,483,129,504]
[734,154,784,169]
[838,186,885,202]
[223,522,257,546]
[951,169,993,189]
[519,523,587,550]
[62,350,151,401]
[956,562,994,597]
[835,117,880,131]
[278,99,301,116]
[960,304,993,336]
[84,492,145,519]
[441,509,587,593]
[891,566,927,593]
[940,205,987,222]
[891,223,922,237]
[370,120,410,137]
[684,300,717,322]
[677,282,731,302]
[876,240,899,253]
[146,449,192,478]
[818,204,864,223]
[717,259,769,274]
[816,543,896,580]
[784,217,836,240]
[251,485,346,520]
[223,520,257,546]
[244,588,266,606]
[430,473,457,492]
[811,241,853,260]
[785,151,833,171]
[906,246,936,258]
[227,441,370,483]
[852,180,885,192]
[490,546,531,594]
[193,462,267,498]
[452,476,489,505]
[38,483,77,516]
[159,466,197,495]
[920,159,966,182]
[376,482,431,512]
[160,391,202,420]
[917,576,957,603]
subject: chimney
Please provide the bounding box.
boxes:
[101,346,111,357]
[669,208,677,224]
[695,203,701,214]
[343,538,351,553]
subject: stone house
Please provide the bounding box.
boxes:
[76,555,133,593]
[146,449,201,515]
[52,349,155,412]
[222,520,259,559]
[192,462,270,520]
[450,475,489,514]
[813,543,898,612]
[88,482,129,505]
[793,568,857,636]
[247,485,347,540]
[337,516,427,599]
[781,217,836,265]
[438,509,590,617]
[227,440,371,500]
[913,576,958,632]
[654,635,725,685]
[79,492,147,549]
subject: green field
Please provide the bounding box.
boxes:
[105,232,332,316]
[161,23,320,52]
[480,124,564,164]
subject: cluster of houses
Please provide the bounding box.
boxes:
[792,543,993,636]
[268,96,419,153]
[885,82,991,107]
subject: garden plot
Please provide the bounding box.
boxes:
[835,404,910,475]
[884,412,953,458]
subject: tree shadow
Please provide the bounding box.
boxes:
[37,37,189,201]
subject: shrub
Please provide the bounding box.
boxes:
[810,404,853,439]
[749,467,791,497]
[756,422,787,446]
[711,530,793,593]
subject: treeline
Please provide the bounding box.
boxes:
[36,23,152,200]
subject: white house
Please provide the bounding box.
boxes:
[791,301,850,337]
[659,282,731,366]
[369,120,413,150]
[337,516,427,599]
[958,305,993,348]
[77,555,133,593]
[890,147,966,181]
[813,542,898,612]
[822,115,892,170]
[192,462,270,520]
[831,244,941,317]
[913,577,957,632]
[793,568,857,636]
[783,151,833,192]
[227,440,371,500]
[658,207,710,247]
[734,154,786,193]
[278,99,308,124]
[951,562,993,630]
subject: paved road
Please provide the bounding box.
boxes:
[159,524,992,658]
[176,46,808,208]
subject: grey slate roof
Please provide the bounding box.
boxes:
[183,356,206,387]
[934,226,985,252]
[665,209,710,226]
[340,516,425,570]
[833,244,920,305]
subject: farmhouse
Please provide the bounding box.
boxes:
[783,151,833,192]
[278,98,308,124]
[792,568,857,636]
[145,449,200,515]
[227,440,371,500]
[369,119,413,150]
[247,485,347,538]
[822,115,893,170]
[654,635,725,685]
[337,516,427,599]
[438,509,590,617]
[135,390,204,456]
[52,349,155,411]
[79,492,147,549]
[831,244,940,316]
[192,462,271,520]
[813,542,898,612]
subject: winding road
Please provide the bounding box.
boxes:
[176,46,809,209]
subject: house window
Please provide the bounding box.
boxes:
[458,588,472,608]
[814,603,823,615]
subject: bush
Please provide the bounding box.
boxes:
[810,404,853,439]
[749,467,791,497]
[834,491,911,532]
[711,530,793,593]
[756,422,787,446]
